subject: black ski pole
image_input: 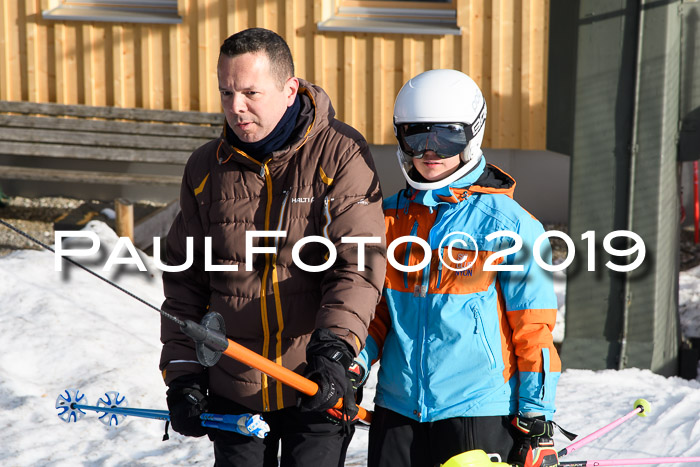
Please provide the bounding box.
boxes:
[0,218,185,326]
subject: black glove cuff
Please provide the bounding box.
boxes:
[299,329,355,412]
[305,328,354,368]
[513,415,553,438]
[167,372,208,392]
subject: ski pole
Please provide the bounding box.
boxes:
[73,403,169,420]
[179,312,372,423]
[442,450,700,467]
[0,219,179,323]
[558,399,650,458]
[0,221,371,424]
[560,456,700,466]
[200,413,270,439]
[55,389,270,438]
[220,332,371,423]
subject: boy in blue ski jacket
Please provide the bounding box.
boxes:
[356,69,563,467]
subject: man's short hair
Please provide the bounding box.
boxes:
[220,28,295,89]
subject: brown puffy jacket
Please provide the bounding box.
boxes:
[159,80,386,412]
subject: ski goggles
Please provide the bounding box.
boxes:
[395,122,469,159]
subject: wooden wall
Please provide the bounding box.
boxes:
[0,0,549,148]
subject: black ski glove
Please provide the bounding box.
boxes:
[509,415,559,467]
[166,373,209,438]
[298,328,355,415]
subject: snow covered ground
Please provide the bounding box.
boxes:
[1,220,700,466]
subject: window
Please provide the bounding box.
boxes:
[42,0,181,24]
[318,0,460,35]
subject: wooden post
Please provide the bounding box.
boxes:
[132,199,179,250]
[115,198,134,242]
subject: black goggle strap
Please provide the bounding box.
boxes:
[465,99,487,140]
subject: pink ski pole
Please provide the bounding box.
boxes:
[561,456,700,466]
[558,399,651,458]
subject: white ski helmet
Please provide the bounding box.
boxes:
[393,69,487,190]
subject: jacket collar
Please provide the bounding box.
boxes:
[410,158,516,207]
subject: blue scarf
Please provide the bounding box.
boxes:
[226,95,301,162]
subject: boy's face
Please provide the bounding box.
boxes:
[413,151,462,182]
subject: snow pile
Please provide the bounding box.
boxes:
[1,221,700,466]
[0,222,211,465]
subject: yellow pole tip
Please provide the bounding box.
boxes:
[633,398,651,417]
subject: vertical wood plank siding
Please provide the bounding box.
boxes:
[1,0,549,149]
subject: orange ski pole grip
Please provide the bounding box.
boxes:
[222,337,372,423]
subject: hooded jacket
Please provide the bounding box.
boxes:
[160,80,386,412]
[358,157,560,422]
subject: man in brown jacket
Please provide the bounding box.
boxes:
[159,28,386,466]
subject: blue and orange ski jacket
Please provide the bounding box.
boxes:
[358,157,560,422]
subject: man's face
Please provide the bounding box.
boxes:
[217,52,298,144]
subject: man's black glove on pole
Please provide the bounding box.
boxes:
[298,328,356,416]
[166,373,209,437]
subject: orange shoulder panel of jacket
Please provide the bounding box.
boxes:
[368,296,391,364]
[467,184,515,198]
[466,164,540,221]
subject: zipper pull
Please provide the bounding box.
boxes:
[436,247,444,289]
[259,165,266,178]
[473,308,480,334]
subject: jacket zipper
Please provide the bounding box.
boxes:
[258,161,273,411]
[417,251,435,419]
[322,196,332,239]
[269,189,290,409]
[419,255,430,298]
[228,148,286,411]
[416,220,430,419]
[472,305,497,370]
[404,221,419,290]
[274,190,291,249]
